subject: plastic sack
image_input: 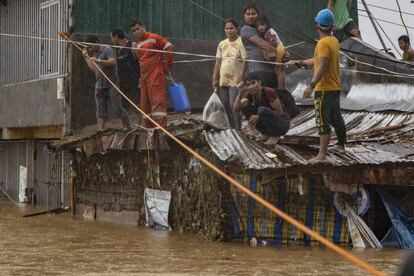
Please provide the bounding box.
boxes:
[202,92,230,129]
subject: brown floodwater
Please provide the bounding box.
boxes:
[0,201,410,275]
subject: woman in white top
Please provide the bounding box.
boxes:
[212,19,247,130]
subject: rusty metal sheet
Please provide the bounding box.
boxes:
[101,134,114,151]
[120,132,136,150]
[109,132,125,150]
[135,131,155,150]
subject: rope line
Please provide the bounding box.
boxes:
[58,32,384,276]
[1,32,414,79]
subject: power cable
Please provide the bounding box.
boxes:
[370,12,403,58]
[357,1,414,17]
[358,11,414,30]
[395,0,410,36]
[2,32,413,78]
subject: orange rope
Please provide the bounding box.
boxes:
[59,32,384,276]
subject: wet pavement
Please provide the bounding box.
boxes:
[0,201,409,275]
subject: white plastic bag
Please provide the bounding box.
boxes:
[202,92,230,129]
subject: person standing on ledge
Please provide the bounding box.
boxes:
[82,35,131,132]
[288,9,346,163]
[130,21,173,128]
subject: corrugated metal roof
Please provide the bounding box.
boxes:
[206,109,414,170]
[55,109,414,172]
[205,129,276,170]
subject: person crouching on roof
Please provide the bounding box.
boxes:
[233,74,290,145]
[130,20,173,128]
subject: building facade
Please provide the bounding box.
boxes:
[0,0,356,206]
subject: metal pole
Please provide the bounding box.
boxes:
[360,0,388,52]
[70,174,75,216]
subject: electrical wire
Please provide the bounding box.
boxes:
[2,32,413,79]
[395,0,410,36]
[370,11,403,57]
[358,12,414,30]
[357,1,414,17]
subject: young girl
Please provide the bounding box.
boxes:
[212,19,247,130]
[256,14,287,89]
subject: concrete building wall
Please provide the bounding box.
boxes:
[0,78,65,128]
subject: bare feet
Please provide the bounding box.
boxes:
[333,145,346,154]
[264,136,280,145]
[255,133,268,142]
[308,154,327,164]
[243,124,260,138]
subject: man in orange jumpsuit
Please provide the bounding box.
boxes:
[130,21,173,128]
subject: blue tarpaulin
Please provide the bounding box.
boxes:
[378,190,414,249]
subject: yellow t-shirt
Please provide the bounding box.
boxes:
[216,37,248,87]
[314,36,341,92]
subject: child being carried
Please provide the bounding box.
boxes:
[256,14,288,90]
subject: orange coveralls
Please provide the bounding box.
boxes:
[137,32,173,128]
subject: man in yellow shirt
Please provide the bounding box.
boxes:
[288,9,346,163]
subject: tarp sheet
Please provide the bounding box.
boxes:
[378,190,414,249]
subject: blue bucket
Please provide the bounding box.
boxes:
[168,82,191,113]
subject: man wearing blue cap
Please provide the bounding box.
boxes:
[288,9,346,163]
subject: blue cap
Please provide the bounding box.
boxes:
[314,9,334,27]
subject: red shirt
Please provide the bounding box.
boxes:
[246,87,290,119]
[246,87,278,108]
[137,32,173,72]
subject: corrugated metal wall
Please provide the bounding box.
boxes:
[0,0,69,86]
[0,141,70,209]
[0,0,40,85]
[34,145,71,209]
[0,141,27,201]
[73,0,358,43]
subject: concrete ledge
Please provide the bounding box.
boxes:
[0,78,65,128]
[2,126,62,140]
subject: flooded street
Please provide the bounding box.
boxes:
[0,202,408,275]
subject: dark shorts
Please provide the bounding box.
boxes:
[333,20,358,42]
[95,87,128,120]
[314,91,346,145]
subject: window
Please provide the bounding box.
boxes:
[40,0,64,78]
